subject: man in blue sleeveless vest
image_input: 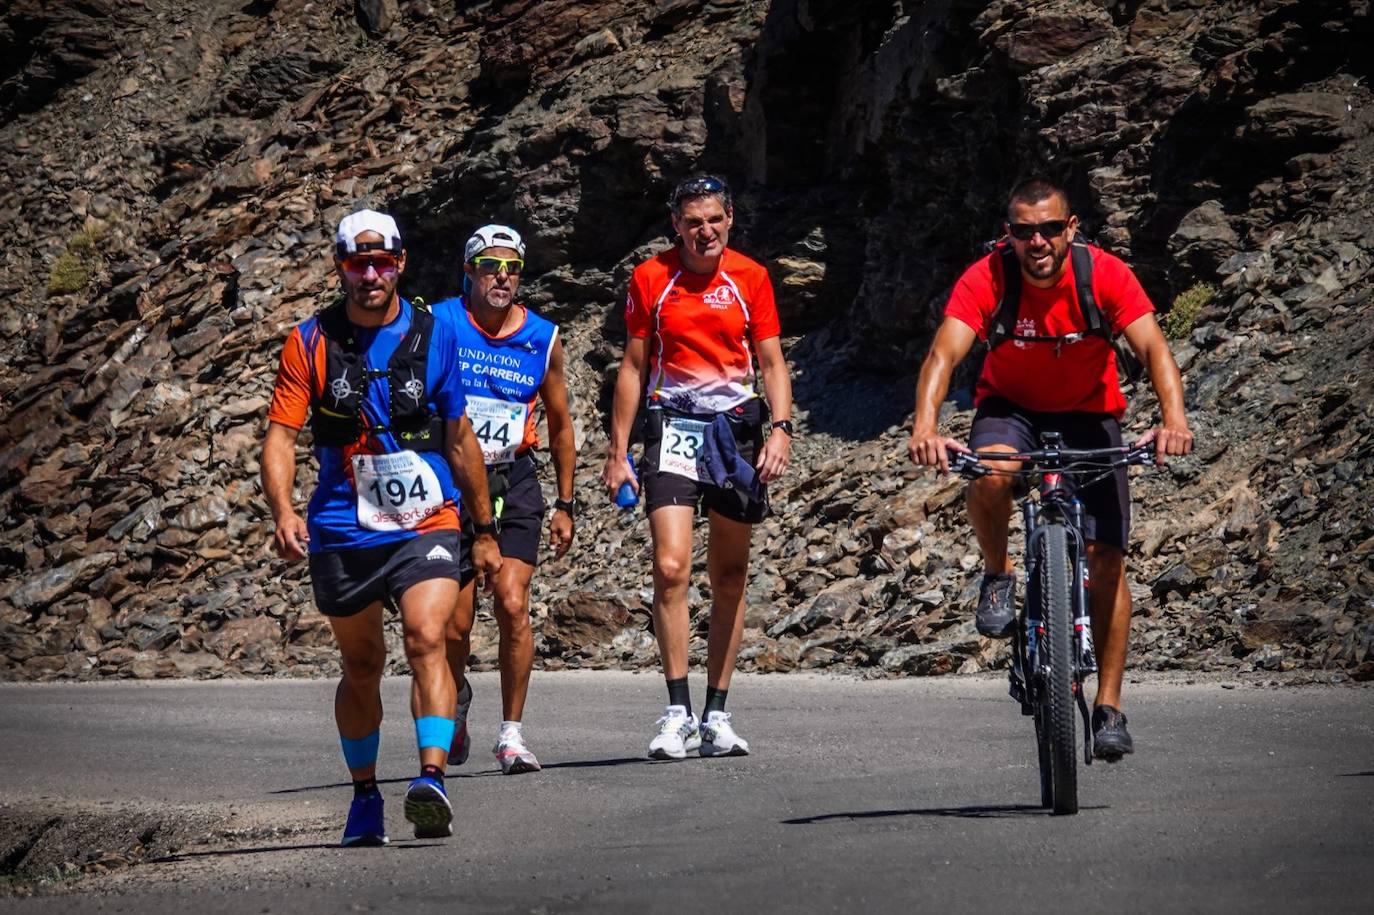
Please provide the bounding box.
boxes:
[262,209,503,844]
[430,224,577,775]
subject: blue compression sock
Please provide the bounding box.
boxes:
[340,729,380,771]
[415,716,456,753]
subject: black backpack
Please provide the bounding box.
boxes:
[985,239,1144,382]
[988,239,1108,350]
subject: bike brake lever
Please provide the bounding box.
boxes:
[948,454,986,478]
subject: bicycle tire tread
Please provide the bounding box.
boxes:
[1040,523,1079,815]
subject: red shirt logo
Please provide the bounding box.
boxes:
[702,286,735,309]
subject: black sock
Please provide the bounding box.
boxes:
[353,777,378,798]
[420,764,444,783]
[666,676,691,716]
[704,686,728,716]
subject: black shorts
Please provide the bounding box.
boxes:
[309,530,467,618]
[461,451,545,567]
[640,399,769,525]
[969,396,1131,550]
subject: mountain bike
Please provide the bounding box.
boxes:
[950,434,1156,815]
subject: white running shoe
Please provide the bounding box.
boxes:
[493,729,541,775]
[448,678,473,767]
[647,705,701,760]
[699,711,750,757]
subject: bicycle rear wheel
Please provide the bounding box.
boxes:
[1037,522,1078,815]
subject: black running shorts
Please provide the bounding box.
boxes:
[969,395,1131,550]
[461,451,545,567]
[640,399,769,525]
[309,530,468,618]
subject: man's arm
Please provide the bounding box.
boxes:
[262,421,309,561]
[754,335,792,483]
[1120,313,1193,464]
[540,336,576,558]
[444,415,502,588]
[601,336,648,495]
[908,317,979,472]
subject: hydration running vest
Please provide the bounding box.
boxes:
[308,300,443,451]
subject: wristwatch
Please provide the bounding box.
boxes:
[771,420,795,437]
[472,520,499,537]
[553,498,579,518]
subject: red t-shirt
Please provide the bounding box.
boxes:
[944,245,1154,417]
[625,246,781,413]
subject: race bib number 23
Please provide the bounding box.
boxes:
[353,451,445,531]
[658,416,708,481]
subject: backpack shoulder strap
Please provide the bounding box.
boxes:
[987,245,1021,348]
[316,300,355,348]
[1069,241,1109,339]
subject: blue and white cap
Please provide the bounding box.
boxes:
[464,224,525,262]
[336,209,403,256]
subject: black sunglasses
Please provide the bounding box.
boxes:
[1008,220,1069,241]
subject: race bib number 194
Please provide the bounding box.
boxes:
[659,416,708,481]
[353,451,445,531]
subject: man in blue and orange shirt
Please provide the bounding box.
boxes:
[261,209,501,845]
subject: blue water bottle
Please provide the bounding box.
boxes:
[614,453,639,509]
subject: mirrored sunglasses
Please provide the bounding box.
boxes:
[472,256,524,276]
[671,175,728,207]
[341,253,399,276]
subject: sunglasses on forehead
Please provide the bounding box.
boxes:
[670,175,730,208]
[1008,220,1069,241]
[471,256,524,275]
[341,253,400,275]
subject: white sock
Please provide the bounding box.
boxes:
[500,720,522,738]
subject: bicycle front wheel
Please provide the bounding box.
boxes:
[1037,522,1078,815]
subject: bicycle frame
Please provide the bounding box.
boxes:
[1017,449,1096,767]
[951,434,1156,803]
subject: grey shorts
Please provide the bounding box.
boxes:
[969,396,1131,550]
[309,530,467,617]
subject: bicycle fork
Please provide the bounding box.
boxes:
[1069,500,1094,767]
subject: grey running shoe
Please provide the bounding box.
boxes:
[975,573,1017,638]
[448,678,473,767]
[1092,705,1134,761]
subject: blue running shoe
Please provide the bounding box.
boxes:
[404,776,453,839]
[340,791,388,847]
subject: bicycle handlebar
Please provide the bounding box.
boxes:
[947,443,1156,479]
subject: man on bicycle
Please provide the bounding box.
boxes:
[908,178,1192,760]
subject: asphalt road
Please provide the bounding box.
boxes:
[1,671,1371,913]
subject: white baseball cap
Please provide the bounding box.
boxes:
[464,224,525,262]
[336,209,403,255]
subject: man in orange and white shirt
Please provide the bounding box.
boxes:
[602,175,794,760]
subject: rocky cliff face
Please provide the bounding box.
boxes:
[1,0,1371,682]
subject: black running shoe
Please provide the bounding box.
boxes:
[975,573,1016,638]
[1092,705,1134,761]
